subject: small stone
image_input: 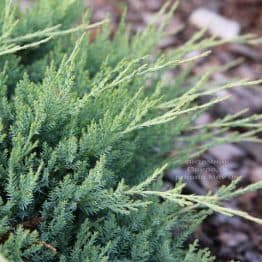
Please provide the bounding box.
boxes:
[195,113,213,126]
[189,8,240,40]
[250,166,262,182]
[208,144,245,162]
[219,232,248,247]
[145,0,162,11]
[127,0,144,10]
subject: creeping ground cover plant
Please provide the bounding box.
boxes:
[0,1,261,261]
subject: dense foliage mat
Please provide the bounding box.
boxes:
[0,1,261,261]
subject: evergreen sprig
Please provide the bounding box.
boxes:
[0,1,261,261]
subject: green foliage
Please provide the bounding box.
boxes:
[0,1,261,261]
[182,241,215,262]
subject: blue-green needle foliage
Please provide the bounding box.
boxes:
[0,1,261,261]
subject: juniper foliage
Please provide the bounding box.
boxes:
[0,1,261,261]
